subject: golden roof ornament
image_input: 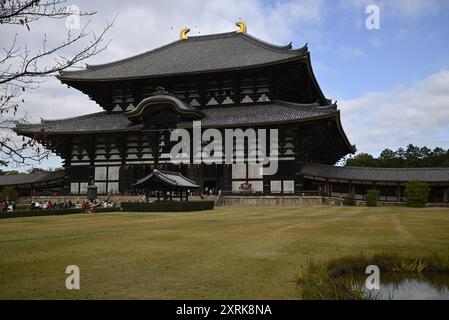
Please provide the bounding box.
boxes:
[179,27,190,40]
[235,20,247,33]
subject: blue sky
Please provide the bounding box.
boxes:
[1,0,449,171]
[308,1,449,98]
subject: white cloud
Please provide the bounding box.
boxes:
[340,69,449,155]
[64,0,328,63]
[338,46,364,59]
[20,80,101,122]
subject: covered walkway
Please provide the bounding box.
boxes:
[302,164,449,203]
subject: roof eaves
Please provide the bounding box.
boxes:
[57,54,308,83]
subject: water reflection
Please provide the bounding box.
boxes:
[358,273,449,300]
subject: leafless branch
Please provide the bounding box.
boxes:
[0,0,114,167]
[0,0,96,25]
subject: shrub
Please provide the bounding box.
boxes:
[0,208,85,219]
[343,192,356,206]
[0,186,18,202]
[121,201,215,212]
[365,189,380,207]
[405,181,430,207]
[0,207,122,219]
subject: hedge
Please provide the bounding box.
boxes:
[0,207,121,219]
[121,201,215,212]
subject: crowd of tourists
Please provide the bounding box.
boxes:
[0,201,16,212]
[81,200,118,210]
[29,200,117,210]
[30,200,73,210]
[0,199,119,214]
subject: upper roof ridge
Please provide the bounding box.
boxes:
[239,33,307,54]
[187,31,306,53]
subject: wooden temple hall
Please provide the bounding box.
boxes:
[5,21,449,203]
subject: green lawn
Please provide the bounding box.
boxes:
[0,206,449,299]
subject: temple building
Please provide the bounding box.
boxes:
[3,22,448,204]
[12,22,354,196]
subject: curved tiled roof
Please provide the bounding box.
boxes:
[302,164,449,183]
[15,112,143,134]
[15,100,338,134]
[133,169,200,189]
[125,89,205,121]
[179,100,337,127]
[58,32,308,81]
[0,170,65,187]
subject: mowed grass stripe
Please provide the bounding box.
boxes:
[0,206,448,299]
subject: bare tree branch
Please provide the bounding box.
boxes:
[0,0,114,167]
[0,0,96,25]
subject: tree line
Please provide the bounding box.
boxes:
[0,167,61,175]
[345,145,449,168]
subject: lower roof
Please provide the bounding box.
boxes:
[15,100,338,134]
[0,170,65,187]
[302,164,449,183]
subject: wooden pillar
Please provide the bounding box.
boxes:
[157,191,160,202]
[215,164,219,193]
[397,184,401,203]
[385,184,389,201]
[170,191,173,201]
[444,187,449,203]
[186,190,189,202]
[180,190,183,202]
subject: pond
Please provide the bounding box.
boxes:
[355,272,449,300]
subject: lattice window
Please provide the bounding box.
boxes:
[94,167,107,181]
[232,164,246,179]
[70,183,79,195]
[270,181,282,193]
[283,180,295,193]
